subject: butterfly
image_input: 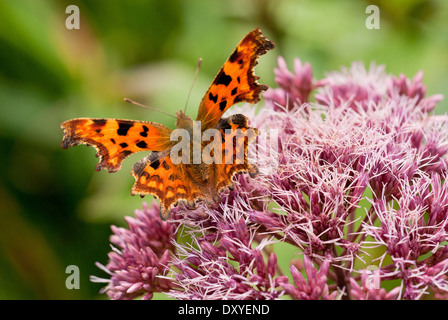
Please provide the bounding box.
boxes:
[61,28,275,220]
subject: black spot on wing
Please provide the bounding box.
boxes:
[209,92,218,103]
[92,119,107,126]
[150,159,160,170]
[91,119,106,133]
[140,125,149,137]
[117,122,133,136]
[231,87,238,96]
[136,141,147,149]
[132,153,157,178]
[120,142,128,148]
[219,100,227,111]
[215,70,232,86]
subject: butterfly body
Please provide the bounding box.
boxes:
[61,28,274,219]
[175,110,194,132]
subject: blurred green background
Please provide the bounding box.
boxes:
[0,0,447,299]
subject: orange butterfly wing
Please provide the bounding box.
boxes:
[213,114,258,193]
[195,28,275,130]
[131,153,206,219]
[61,118,174,172]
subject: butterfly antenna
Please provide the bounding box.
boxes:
[124,98,177,119]
[184,58,202,113]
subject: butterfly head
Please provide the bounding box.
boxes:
[175,110,193,130]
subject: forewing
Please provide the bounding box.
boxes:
[195,28,274,130]
[61,118,174,172]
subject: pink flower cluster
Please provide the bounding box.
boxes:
[92,57,448,300]
[91,202,177,299]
